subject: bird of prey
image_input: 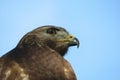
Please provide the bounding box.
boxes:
[0,25,79,80]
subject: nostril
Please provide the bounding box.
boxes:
[69,35,73,38]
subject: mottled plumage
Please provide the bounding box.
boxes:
[0,25,79,80]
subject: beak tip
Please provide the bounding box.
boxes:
[74,38,80,48]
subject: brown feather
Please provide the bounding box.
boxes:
[0,25,78,80]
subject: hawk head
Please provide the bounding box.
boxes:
[18,25,79,56]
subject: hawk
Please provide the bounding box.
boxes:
[0,25,79,80]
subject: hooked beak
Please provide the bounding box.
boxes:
[68,37,80,48]
[58,35,80,48]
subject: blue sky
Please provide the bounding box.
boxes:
[0,0,120,80]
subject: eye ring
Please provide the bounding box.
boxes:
[46,28,57,34]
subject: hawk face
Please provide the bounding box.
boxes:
[18,25,79,56]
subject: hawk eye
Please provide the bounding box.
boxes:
[46,28,57,34]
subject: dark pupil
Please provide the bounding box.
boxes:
[47,28,56,34]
